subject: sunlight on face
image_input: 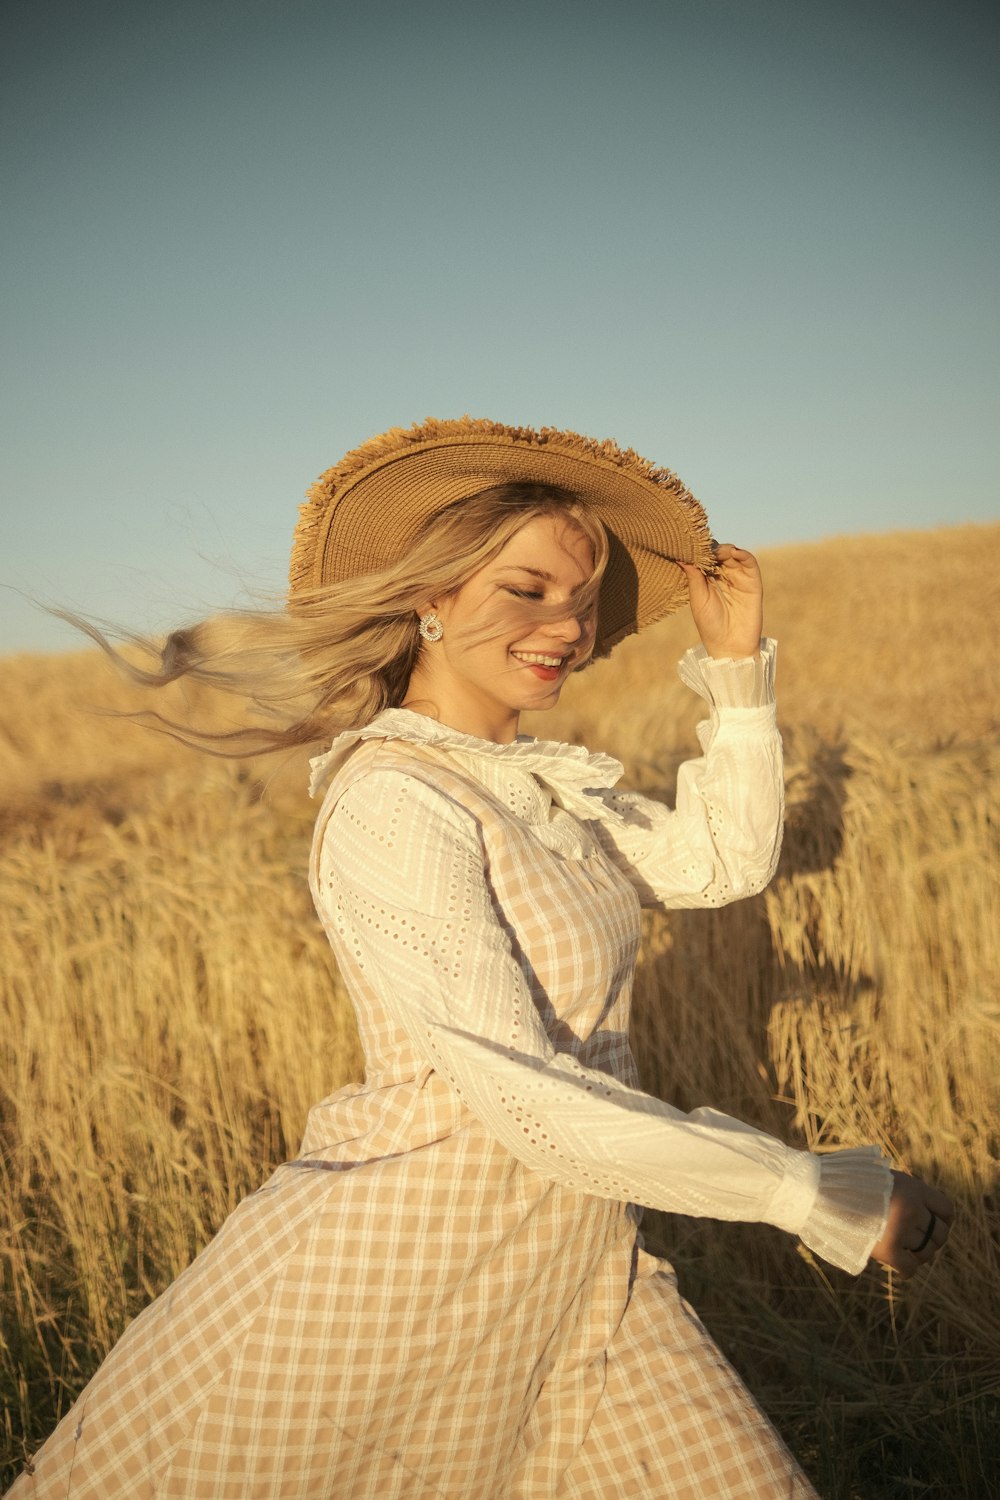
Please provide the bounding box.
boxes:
[404,513,599,743]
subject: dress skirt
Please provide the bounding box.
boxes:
[9,1138,816,1497]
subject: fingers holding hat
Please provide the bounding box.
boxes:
[871,1170,955,1279]
[678,544,764,661]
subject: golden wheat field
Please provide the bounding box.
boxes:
[1,523,998,1497]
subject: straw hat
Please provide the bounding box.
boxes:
[290,416,715,656]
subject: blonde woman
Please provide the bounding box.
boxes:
[10,418,952,1499]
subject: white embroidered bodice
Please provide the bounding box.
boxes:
[307,643,892,1274]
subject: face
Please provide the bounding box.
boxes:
[404,513,598,743]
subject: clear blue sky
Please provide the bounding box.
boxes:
[3,0,997,652]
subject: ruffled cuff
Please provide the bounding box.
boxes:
[677,639,776,709]
[797,1147,894,1275]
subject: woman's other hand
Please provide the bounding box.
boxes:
[680,544,764,661]
[870,1170,955,1278]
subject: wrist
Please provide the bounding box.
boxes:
[703,639,763,661]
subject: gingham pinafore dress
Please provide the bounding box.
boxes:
[12,651,890,1497]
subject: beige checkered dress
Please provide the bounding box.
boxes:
[10,646,891,1498]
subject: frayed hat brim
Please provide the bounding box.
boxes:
[290,416,714,655]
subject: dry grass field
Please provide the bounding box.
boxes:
[2,522,998,1495]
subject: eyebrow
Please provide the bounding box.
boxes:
[501,565,556,582]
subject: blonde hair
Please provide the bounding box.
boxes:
[75,483,608,757]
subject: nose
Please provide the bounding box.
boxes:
[546,608,588,644]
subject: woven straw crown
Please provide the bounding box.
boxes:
[290,416,714,656]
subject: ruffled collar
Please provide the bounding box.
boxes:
[308,707,624,821]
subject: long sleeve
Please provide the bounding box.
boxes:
[314,763,891,1275]
[590,640,784,910]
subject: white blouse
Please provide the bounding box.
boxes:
[309,642,892,1275]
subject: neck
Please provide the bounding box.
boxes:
[401,675,520,744]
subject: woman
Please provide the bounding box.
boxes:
[10,417,952,1498]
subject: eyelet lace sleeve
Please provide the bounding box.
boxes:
[313,763,891,1274]
[591,640,784,910]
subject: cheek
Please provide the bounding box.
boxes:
[577,615,598,660]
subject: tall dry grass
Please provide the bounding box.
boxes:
[2,522,998,1495]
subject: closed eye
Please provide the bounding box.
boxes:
[503,586,545,600]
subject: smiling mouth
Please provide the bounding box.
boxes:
[510,651,567,668]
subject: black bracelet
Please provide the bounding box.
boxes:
[913,1212,936,1253]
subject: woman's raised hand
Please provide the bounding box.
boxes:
[679,544,764,661]
[870,1170,955,1278]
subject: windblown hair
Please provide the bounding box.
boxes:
[71,484,608,758]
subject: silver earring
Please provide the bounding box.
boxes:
[418,612,444,642]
